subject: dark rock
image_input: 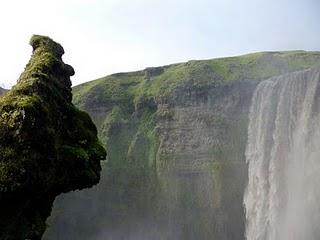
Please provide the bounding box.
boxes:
[144,67,164,80]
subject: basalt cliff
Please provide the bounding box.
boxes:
[0,35,106,240]
[45,51,320,239]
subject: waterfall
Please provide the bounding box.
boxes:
[244,67,320,240]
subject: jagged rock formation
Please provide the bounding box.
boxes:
[45,51,320,239]
[0,35,106,240]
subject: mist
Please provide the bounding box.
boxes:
[245,68,320,240]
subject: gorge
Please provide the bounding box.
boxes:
[43,51,320,239]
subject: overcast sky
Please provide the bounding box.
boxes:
[0,0,319,88]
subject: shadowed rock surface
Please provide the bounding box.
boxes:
[0,35,106,240]
[0,88,6,95]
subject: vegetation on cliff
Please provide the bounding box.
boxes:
[74,50,320,106]
[0,35,106,240]
[43,50,320,239]
[71,51,320,222]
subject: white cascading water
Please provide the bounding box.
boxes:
[244,67,320,240]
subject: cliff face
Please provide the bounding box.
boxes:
[0,35,106,240]
[153,81,255,239]
[0,88,6,95]
[45,51,320,239]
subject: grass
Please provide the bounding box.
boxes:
[74,50,320,103]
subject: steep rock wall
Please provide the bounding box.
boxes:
[154,81,256,239]
[45,51,320,240]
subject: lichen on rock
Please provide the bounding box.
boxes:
[0,35,106,240]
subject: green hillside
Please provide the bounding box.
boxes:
[74,50,320,108]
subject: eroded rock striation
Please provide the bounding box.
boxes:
[0,35,106,240]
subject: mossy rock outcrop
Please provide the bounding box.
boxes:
[0,35,106,240]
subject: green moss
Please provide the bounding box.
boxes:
[0,35,106,240]
[60,145,90,162]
